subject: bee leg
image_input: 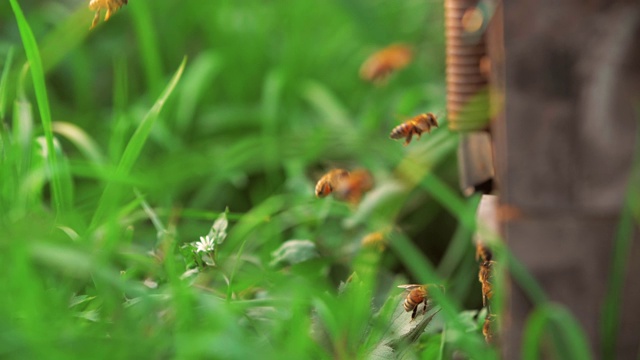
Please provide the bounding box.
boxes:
[91,11,100,29]
[422,300,428,315]
[414,128,424,141]
[104,7,113,21]
[403,131,414,146]
[411,306,418,320]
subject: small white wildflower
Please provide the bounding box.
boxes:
[195,235,215,253]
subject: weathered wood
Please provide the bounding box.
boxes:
[491,1,640,358]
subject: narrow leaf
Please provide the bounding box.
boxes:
[0,47,15,120]
[91,57,187,228]
[10,0,67,214]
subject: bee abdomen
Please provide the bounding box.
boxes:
[403,287,426,312]
[390,123,410,139]
[315,182,332,198]
[403,299,417,312]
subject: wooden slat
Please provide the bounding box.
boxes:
[492,1,640,358]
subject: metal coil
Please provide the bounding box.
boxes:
[445,0,490,131]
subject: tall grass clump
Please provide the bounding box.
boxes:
[0,0,619,359]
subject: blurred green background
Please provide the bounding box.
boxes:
[0,0,495,358]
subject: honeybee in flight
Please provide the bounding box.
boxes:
[89,0,128,29]
[360,44,413,83]
[389,113,439,146]
[333,169,373,204]
[315,169,350,198]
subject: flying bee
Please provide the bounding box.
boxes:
[389,113,439,146]
[475,241,493,263]
[314,169,350,198]
[360,44,413,83]
[333,169,373,204]
[397,285,428,320]
[479,260,495,307]
[89,0,128,29]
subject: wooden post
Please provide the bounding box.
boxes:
[491,1,640,358]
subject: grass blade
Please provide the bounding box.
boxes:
[91,57,187,229]
[10,0,68,214]
[130,0,164,93]
[600,124,640,359]
[0,47,15,120]
[52,121,106,165]
[523,304,592,360]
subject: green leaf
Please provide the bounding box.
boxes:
[523,304,592,360]
[52,121,106,165]
[91,57,187,229]
[10,0,68,215]
[270,239,319,267]
[69,295,96,308]
[208,208,229,245]
[0,47,14,120]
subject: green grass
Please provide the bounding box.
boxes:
[90,56,186,230]
[0,0,629,359]
[600,124,640,359]
[10,0,68,215]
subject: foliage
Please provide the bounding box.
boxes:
[0,0,606,359]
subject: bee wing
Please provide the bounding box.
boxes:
[397,284,423,291]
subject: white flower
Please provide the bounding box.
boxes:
[194,235,215,253]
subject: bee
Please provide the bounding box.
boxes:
[89,0,128,29]
[360,44,413,83]
[333,169,373,204]
[398,285,427,320]
[482,314,495,344]
[479,260,494,307]
[314,169,350,198]
[389,113,439,146]
[360,231,386,252]
[476,242,496,307]
[475,241,493,263]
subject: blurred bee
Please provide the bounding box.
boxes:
[333,169,373,204]
[360,231,386,252]
[476,242,495,307]
[475,241,493,263]
[89,0,128,29]
[389,113,439,146]
[360,44,413,83]
[482,314,495,344]
[314,169,350,198]
[479,260,494,307]
[397,285,427,320]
